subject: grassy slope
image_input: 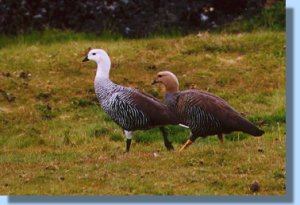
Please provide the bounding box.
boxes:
[0,31,285,195]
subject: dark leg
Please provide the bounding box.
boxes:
[217,133,224,144]
[126,138,132,152]
[179,133,197,152]
[124,130,133,153]
[159,127,174,151]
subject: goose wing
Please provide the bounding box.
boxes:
[106,88,178,130]
[128,89,179,126]
[177,90,252,131]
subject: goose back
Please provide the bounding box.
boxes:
[95,79,177,131]
[165,89,264,136]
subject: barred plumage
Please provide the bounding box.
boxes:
[153,71,264,151]
[95,79,177,131]
[83,49,178,152]
[95,80,150,130]
[166,89,264,139]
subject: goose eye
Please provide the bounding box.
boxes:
[158,75,162,77]
[92,53,96,55]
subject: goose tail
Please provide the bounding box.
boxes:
[238,118,264,136]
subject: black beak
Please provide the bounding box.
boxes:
[82,56,89,62]
[151,79,158,85]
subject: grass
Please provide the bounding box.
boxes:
[219,1,285,33]
[0,30,285,195]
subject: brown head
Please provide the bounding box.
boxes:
[152,71,179,93]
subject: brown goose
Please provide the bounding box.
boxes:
[152,71,264,151]
[82,49,178,152]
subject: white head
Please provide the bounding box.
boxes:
[82,49,111,79]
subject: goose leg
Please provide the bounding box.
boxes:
[217,133,224,144]
[159,127,174,151]
[179,133,196,152]
[124,130,133,152]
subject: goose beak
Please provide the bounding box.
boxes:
[151,79,158,85]
[82,56,89,62]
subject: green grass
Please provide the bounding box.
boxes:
[0,30,285,195]
[0,29,124,49]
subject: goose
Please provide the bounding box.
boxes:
[152,71,264,151]
[82,49,178,152]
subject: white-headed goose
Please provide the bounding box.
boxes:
[82,49,178,152]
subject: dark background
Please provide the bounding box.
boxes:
[0,0,285,37]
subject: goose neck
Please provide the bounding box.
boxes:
[95,61,111,79]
